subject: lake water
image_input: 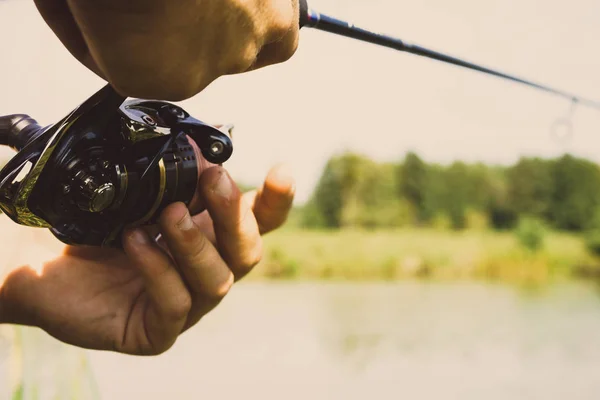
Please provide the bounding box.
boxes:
[1,220,600,399]
[85,281,600,400]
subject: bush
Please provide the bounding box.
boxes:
[465,209,489,230]
[515,216,546,252]
[585,230,600,258]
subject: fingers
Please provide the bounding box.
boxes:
[158,202,234,324]
[200,167,263,281]
[122,229,191,354]
[33,0,103,77]
[246,164,296,235]
[249,22,300,71]
[248,0,300,71]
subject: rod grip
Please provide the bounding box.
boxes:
[299,0,309,28]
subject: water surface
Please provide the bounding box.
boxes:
[88,281,600,400]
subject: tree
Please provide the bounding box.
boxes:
[550,154,600,231]
[304,152,374,228]
[398,151,429,223]
[507,157,554,219]
[442,162,471,230]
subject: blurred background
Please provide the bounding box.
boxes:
[2,0,600,398]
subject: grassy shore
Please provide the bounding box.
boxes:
[2,215,598,285]
[251,228,600,284]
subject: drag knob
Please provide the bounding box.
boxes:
[72,170,116,213]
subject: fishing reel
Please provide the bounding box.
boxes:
[0,84,233,248]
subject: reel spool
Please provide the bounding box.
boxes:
[0,84,233,247]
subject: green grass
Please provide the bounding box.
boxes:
[251,228,598,284]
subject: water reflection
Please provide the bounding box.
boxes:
[85,281,600,400]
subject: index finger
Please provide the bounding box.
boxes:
[245,163,296,235]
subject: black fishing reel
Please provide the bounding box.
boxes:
[0,84,233,247]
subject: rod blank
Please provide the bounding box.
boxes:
[299,5,600,111]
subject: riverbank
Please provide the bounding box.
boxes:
[252,228,600,284]
[2,217,598,285]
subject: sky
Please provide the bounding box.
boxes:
[0,0,599,203]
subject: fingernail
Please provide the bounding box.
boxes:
[131,229,150,245]
[213,170,234,199]
[269,163,296,193]
[177,210,194,231]
[272,164,294,185]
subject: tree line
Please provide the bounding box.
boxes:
[301,151,600,232]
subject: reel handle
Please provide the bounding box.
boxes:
[0,114,44,151]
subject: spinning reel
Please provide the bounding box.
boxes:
[0,85,233,248]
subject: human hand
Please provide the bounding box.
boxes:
[34,0,301,100]
[0,164,295,355]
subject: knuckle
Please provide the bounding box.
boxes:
[236,238,264,276]
[246,238,264,269]
[269,18,293,41]
[205,273,234,301]
[167,292,193,321]
[246,249,263,271]
[272,30,300,64]
[267,2,295,39]
[224,40,260,73]
[240,41,260,70]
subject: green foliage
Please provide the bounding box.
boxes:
[301,150,600,234]
[584,231,600,258]
[465,209,489,230]
[550,155,600,231]
[443,162,470,230]
[583,209,600,258]
[303,153,366,228]
[515,216,546,252]
[507,157,553,218]
[488,198,519,230]
[11,385,23,400]
[398,152,428,222]
[305,153,414,229]
[255,228,588,283]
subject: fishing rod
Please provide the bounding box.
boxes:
[0,1,597,248]
[298,0,600,111]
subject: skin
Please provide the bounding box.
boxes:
[0,164,295,355]
[34,0,301,100]
[0,1,300,355]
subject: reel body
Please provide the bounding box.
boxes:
[0,85,233,247]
